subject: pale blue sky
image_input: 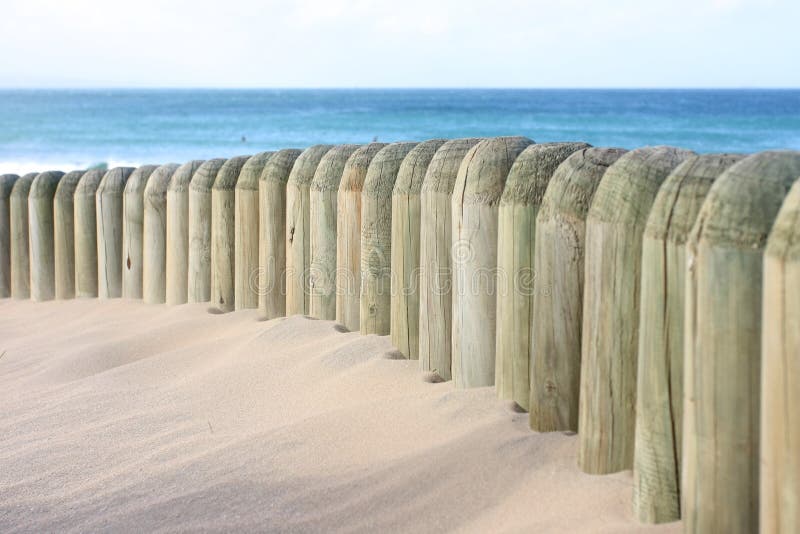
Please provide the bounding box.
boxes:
[0,0,797,88]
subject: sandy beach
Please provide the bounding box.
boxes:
[0,299,681,533]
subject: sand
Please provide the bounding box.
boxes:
[0,299,681,533]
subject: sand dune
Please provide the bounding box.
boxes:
[0,299,680,533]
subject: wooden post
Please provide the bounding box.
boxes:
[286,144,333,316]
[390,139,446,358]
[683,151,800,534]
[259,149,302,319]
[308,144,361,320]
[53,170,85,299]
[579,146,692,474]
[762,176,800,534]
[360,141,419,335]
[74,169,105,298]
[451,136,534,388]
[96,167,135,299]
[165,160,205,306]
[632,154,742,523]
[188,158,226,303]
[9,173,37,299]
[234,151,274,310]
[29,171,65,301]
[419,138,481,380]
[0,174,20,298]
[142,163,179,304]
[336,143,387,331]
[495,143,589,410]
[211,155,250,312]
[122,165,158,299]
[529,147,627,431]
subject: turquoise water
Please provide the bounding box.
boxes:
[0,89,798,173]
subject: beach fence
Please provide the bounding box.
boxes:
[2,140,799,531]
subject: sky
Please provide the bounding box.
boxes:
[0,0,798,88]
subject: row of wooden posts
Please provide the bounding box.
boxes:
[0,139,798,532]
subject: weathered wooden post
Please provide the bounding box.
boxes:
[683,151,800,534]
[188,158,226,303]
[336,143,387,331]
[632,153,742,523]
[96,167,135,299]
[10,173,38,299]
[211,155,250,312]
[451,136,534,388]
[389,139,446,357]
[308,144,361,320]
[419,138,481,380]
[495,142,589,409]
[529,147,627,431]
[360,141,419,335]
[286,144,333,316]
[53,170,85,299]
[579,146,692,474]
[28,171,65,301]
[142,163,179,304]
[122,165,158,299]
[0,174,20,298]
[165,160,204,305]
[259,149,302,319]
[762,175,800,534]
[74,169,105,298]
[234,151,274,310]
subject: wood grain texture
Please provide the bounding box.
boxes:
[451,136,534,389]
[121,165,158,299]
[360,141,419,335]
[234,152,273,310]
[632,153,742,524]
[53,170,85,300]
[389,139,446,358]
[683,151,800,534]
[142,164,180,304]
[74,169,105,298]
[211,155,250,312]
[579,147,693,475]
[762,176,800,534]
[308,144,361,320]
[28,171,64,301]
[10,173,38,299]
[188,159,226,303]
[495,142,588,410]
[529,147,627,432]
[258,149,302,319]
[0,174,20,298]
[335,143,387,331]
[418,138,481,380]
[286,144,333,316]
[165,160,205,306]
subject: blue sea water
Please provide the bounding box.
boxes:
[0,89,798,174]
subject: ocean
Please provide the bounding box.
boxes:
[0,89,798,174]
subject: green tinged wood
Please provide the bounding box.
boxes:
[142,164,180,304]
[683,151,800,534]
[451,136,534,388]
[419,138,481,380]
[259,149,302,319]
[188,158,226,303]
[74,169,105,298]
[165,160,205,306]
[495,142,589,410]
[632,153,742,524]
[10,173,39,299]
[389,139,446,358]
[0,174,20,298]
[286,144,333,316]
[28,171,65,301]
[579,146,693,474]
[122,165,158,299]
[53,170,85,299]
[336,143,387,331]
[360,141,419,335]
[308,144,361,320]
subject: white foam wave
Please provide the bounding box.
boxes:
[0,159,142,176]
